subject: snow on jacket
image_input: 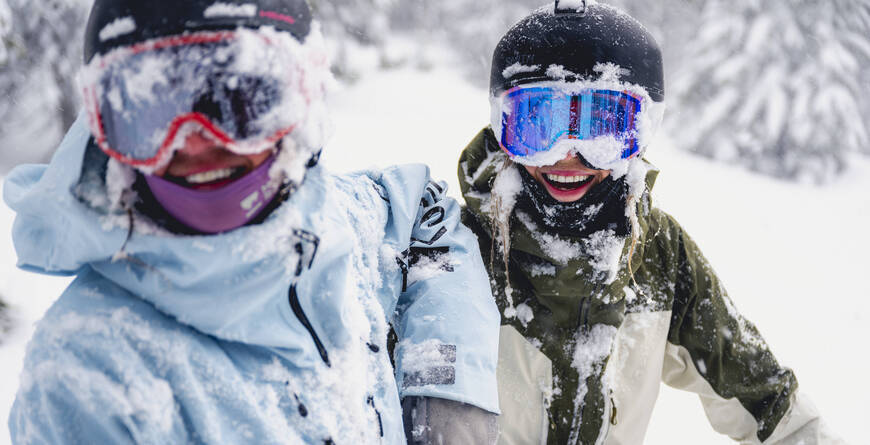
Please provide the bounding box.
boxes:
[458,127,843,445]
[5,116,500,444]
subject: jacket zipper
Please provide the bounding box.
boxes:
[569,297,593,444]
[578,297,591,330]
[576,292,617,445]
[594,391,614,445]
[367,396,385,439]
[288,285,331,367]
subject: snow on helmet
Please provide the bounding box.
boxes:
[84,0,312,63]
[490,0,664,101]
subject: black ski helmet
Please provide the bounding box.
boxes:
[84,0,313,63]
[491,1,664,102]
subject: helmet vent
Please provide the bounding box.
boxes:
[554,0,587,15]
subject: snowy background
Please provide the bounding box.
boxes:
[1,0,869,444]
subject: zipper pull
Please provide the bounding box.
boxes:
[610,397,618,425]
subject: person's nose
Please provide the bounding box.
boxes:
[179,132,219,157]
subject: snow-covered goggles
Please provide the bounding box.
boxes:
[499,86,643,160]
[81,30,314,169]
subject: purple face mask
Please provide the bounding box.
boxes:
[144,156,281,234]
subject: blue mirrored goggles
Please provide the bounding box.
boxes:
[499,87,643,160]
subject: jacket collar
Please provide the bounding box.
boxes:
[458,127,659,325]
[4,115,334,346]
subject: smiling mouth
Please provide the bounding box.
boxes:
[165,166,249,190]
[543,173,595,191]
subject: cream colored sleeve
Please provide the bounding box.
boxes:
[662,342,846,445]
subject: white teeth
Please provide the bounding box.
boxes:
[545,174,590,184]
[185,168,235,184]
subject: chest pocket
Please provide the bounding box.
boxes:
[496,325,553,445]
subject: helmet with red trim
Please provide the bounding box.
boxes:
[84,0,312,63]
[79,0,332,234]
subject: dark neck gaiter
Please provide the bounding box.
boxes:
[514,164,631,239]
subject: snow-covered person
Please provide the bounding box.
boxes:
[456,1,844,444]
[5,1,500,443]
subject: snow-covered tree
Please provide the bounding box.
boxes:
[0,0,12,66]
[1,0,867,182]
[668,0,870,183]
[0,0,93,173]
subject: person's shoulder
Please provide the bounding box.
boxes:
[14,271,185,442]
[340,164,444,208]
[358,164,433,190]
[27,269,190,372]
[641,206,689,252]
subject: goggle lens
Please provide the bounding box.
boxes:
[84,32,299,168]
[500,87,642,161]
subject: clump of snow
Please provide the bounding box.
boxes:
[412,424,429,439]
[568,323,618,443]
[407,252,458,284]
[623,159,653,250]
[545,64,575,80]
[398,339,454,373]
[520,136,633,178]
[528,262,556,277]
[484,160,524,319]
[489,162,523,223]
[105,159,136,210]
[502,62,540,80]
[98,17,136,42]
[623,286,637,305]
[515,302,534,328]
[204,2,258,18]
[516,212,583,264]
[593,62,631,83]
[582,229,625,284]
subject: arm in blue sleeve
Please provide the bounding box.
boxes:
[376,164,500,414]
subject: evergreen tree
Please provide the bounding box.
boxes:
[0,0,92,173]
[0,0,867,181]
[0,0,11,66]
[668,0,869,183]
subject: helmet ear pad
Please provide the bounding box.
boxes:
[84,0,313,63]
[490,3,664,102]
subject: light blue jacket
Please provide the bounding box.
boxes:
[6,116,500,444]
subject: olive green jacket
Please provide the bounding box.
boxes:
[459,128,841,445]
